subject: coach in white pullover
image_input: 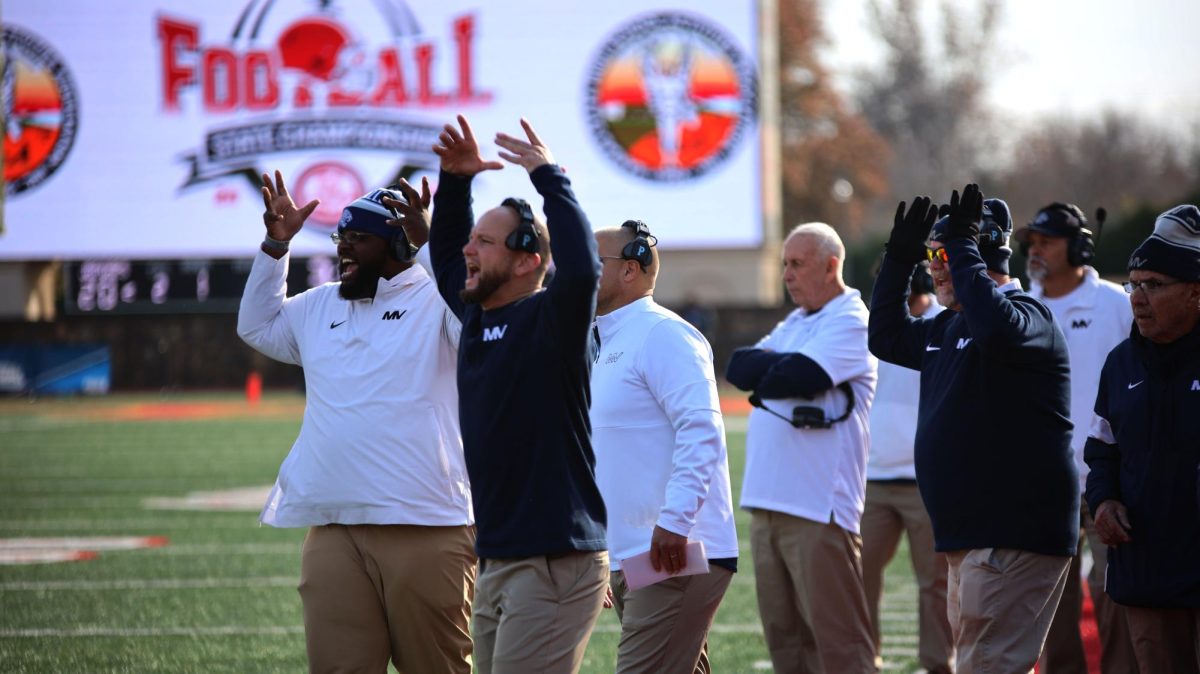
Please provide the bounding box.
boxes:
[238,172,474,674]
[590,221,738,674]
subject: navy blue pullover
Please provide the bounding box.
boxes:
[1084,323,1200,608]
[868,239,1078,556]
[429,165,607,559]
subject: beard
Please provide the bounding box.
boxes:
[338,261,384,300]
[459,265,513,305]
[1026,256,1049,282]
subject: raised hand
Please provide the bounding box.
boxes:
[885,195,937,265]
[261,170,319,242]
[944,183,984,242]
[432,115,504,177]
[494,118,555,174]
[382,176,432,248]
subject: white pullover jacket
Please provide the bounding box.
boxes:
[591,297,738,570]
[237,249,472,528]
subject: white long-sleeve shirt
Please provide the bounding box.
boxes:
[237,249,472,528]
[1030,267,1132,488]
[590,297,738,570]
[740,289,877,534]
[866,301,943,480]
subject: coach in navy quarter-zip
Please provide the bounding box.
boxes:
[869,186,1077,674]
[1084,204,1200,674]
[428,115,608,674]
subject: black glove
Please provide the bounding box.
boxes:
[885,196,937,265]
[944,183,984,242]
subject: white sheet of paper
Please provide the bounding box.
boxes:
[619,540,710,591]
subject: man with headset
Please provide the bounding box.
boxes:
[590,220,739,674]
[428,115,608,674]
[238,171,475,673]
[870,186,1078,673]
[726,222,878,673]
[1017,203,1135,674]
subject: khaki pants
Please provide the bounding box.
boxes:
[298,524,476,674]
[472,551,609,674]
[750,509,876,674]
[610,566,733,674]
[1125,605,1200,674]
[1041,498,1135,674]
[946,547,1071,674]
[861,481,953,673]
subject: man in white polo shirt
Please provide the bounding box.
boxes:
[238,172,475,673]
[726,222,878,674]
[590,220,739,674]
[1017,202,1135,674]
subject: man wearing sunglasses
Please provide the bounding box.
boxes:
[238,172,476,673]
[1084,204,1200,674]
[1015,203,1135,674]
[869,185,1078,674]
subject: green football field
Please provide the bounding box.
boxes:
[0,393,925,673]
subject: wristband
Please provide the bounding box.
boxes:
[263,234,290,252]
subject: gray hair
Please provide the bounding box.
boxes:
[786,222,845,262]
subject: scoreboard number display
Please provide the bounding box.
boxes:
[65,257,337,314]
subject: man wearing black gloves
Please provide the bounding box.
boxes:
[1084,204,1200,674]
[428,115,608,674]
[869,186,1078,674]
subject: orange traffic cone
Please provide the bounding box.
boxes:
[246,371,262,406]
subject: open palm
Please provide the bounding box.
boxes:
[261,170,319,241]
[433,115,504,177]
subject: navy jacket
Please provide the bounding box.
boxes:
[869,239,1078,556]
[429,165,607,559]
[1084,323,1200,608]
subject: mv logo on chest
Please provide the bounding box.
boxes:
[1072,319,1091,329]
[956,337,973,350]
[482,324,508,342]
[382,310,407,321]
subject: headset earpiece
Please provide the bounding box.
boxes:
[619,219,657,269]
[377,185,417,262]
[502,198,539,254]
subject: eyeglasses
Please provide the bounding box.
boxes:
[1124,279,1182,294]
[925,246,949,264]
[330,230,375,245]
[598,255,625,264]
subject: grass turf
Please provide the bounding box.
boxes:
[0,393,924,673]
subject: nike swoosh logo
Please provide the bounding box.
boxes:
[1127,380,1143,389]
[925,345,940,351]
[330,320,347,329]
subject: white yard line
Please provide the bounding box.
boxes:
[0,519,260,531]
[0,576,297,591]
[0,625,304,638]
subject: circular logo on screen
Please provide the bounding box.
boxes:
[3,25,79,196]
[585,13,756,183]
[294,161,365,230]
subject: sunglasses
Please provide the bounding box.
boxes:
[925,246,949,264]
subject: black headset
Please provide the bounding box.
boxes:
[749,382,857,430]
[375,186,418,262]
[619,219,658,269]
[1020,202,1097,267]
[502,197,539,254]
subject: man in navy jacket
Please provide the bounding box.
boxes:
[869,185,1078,674]
[1084,204,1200,674]
[428,115,608,674]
